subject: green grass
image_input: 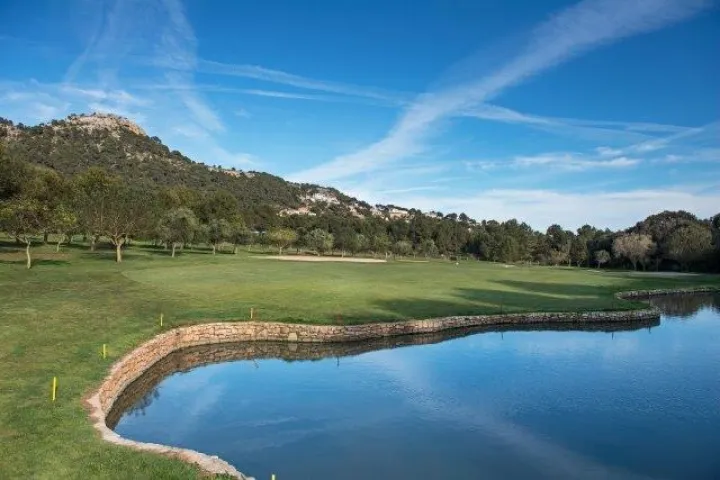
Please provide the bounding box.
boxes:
[1,239,718,479]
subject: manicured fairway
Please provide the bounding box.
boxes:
[1,241,718,478]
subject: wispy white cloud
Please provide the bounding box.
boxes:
[361,349,652,480]
[513,152,639,170]
[172,124,209,140]
[194,60,408,105]
[595,146,624,157]
[87,102,147,123]
[166,74,225,132]
[0,81,75,122]
[234,89,337,101]
[30,102,66,120]
[156,0,225,133]
[464,160,501,172]
[157,0,198,70]
[207,145,257,167]
[291,0,711,184]
[135,82,400,106]
[0,79,156,126]
[64,0,157,85]
[652,148,720,164]
[626,121,719,155]
[466,103,692,144]
[463,151,641,172]
[379,187,720,230]
[61,85,148,106]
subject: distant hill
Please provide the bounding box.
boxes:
[1,114,718,271]
[0,113,413,225]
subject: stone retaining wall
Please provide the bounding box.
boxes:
[86,286,718,479]
[618,286,719,298]
[106,317,661,429]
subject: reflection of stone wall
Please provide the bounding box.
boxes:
[96,311,664,413]
[87,286,716,479]
[648,292,720,318]
[107,318,660,429]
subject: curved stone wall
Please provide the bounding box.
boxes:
[105,317,661,429]
[86,286,718,479]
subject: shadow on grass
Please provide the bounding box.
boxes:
[490,280,615,298]
[358,280,720,325]
[356,285,642,324]
[0,258,71,266]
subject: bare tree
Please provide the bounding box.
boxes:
[612,233,655,270]
[594,249,611,268]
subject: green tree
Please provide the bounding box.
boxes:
[73,168,117,252]
[594,249,611,268]
[333,226,355,257]
[198,190,239,223]
[306,228,334,255]
[229,218,252,254]
[496,236,519,263]
[570,237,589,267]
[371,233,391,259]
[0,145,31,201]
[50,204,78,252]
[158,207,198,258]
[666,224,713,271]
[712,214,720,271]
[101,184,155,262]
[0,198,49,268]
[393,240,413,257]
[420,238,438,258]
[206,218,232,255]
[267,227,298,255]
[545,224,572,265]
[349,233,368,256]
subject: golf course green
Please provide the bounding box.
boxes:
[1,240,718,478]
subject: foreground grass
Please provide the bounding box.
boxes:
[1,241,718,479]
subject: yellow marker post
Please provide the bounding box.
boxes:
[250,308,254,320]
[51,376,57,402]
[271,475,276,480]
[160,313,164,327]
[102,343,107,359]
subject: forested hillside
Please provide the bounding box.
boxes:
[1,113,719,272]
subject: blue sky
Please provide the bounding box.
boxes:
[1,0,718,229]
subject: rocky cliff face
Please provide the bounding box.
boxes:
[65,113,147,137]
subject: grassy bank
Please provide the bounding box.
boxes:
[1,240,718,478]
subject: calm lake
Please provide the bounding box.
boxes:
[112,294,720,479]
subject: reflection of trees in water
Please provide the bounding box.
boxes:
[107,317,659,428]
[649,293,720,319]
[126,387,160,417]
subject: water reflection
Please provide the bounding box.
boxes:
[107,318,658,428]
[123,387,161,418]
[648,292,720,318]
[110,296,720,480]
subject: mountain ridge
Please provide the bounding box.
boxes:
[0,113,429,225]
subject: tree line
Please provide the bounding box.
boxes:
[1,147,719,271]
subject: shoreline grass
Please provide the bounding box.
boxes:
[1,239,718,478]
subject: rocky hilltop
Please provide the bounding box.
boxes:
[0,114,437,226]
[64,113,147,137]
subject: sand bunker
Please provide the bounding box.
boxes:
[253,255,387,263]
